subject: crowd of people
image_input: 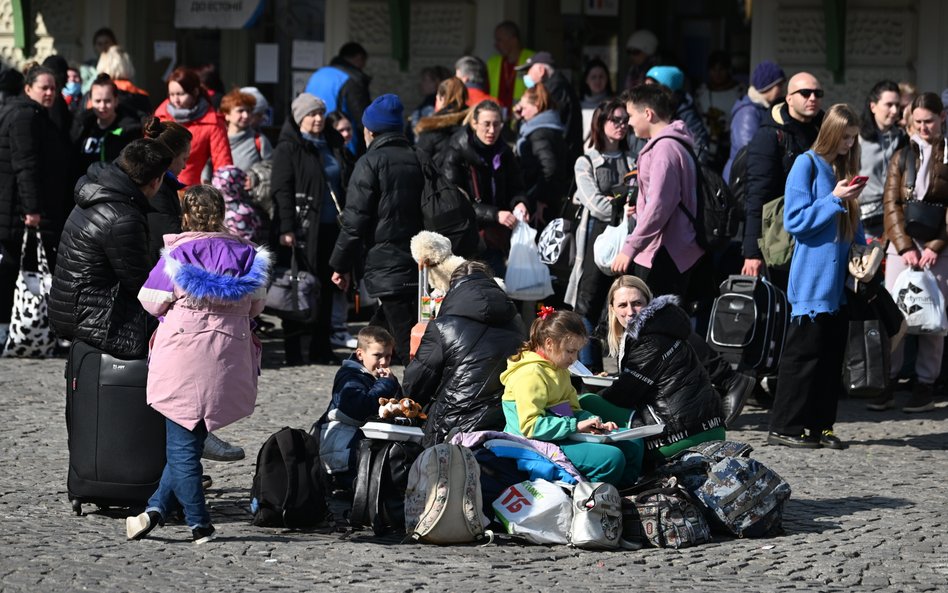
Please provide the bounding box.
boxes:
[1,22,946,543]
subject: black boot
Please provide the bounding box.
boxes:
[720,370,756,428]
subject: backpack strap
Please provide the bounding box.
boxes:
[349,438,375,527]
[272,428,312,527]
[367,441,392,534]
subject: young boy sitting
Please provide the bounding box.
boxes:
[315,326,401,492]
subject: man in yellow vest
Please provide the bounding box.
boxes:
[487,21,535,110]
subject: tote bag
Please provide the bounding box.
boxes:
[2,229,56,357]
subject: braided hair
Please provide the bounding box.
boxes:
[181,185,227,233]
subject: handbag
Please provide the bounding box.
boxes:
[2,229,56,358]
[848,241,885,284]
[903,200,946,242]
[264,248,318,323]
[620,476,711,549]
[843,319,890,397]
[568,482,622,550]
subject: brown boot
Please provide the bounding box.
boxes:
[866,384,895,411]
[903,382,935,413]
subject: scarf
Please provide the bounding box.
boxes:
[515,109,566,155]
[165,97,209,124]
[911,134,934,200]
[470,130,504,197]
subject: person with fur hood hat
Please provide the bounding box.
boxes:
[413,77,468,168]
[402,231,525,447]
[597,275,725,466]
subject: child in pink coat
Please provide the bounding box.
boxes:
[126,185,271,545]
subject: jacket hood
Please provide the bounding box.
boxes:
[500,350,553,384]
[764,102,824,131]
[159,233,271,301]
[639,120,694,157]
[414,108,467,135]
[74,161,149,210]
[625,294,692,342]
[367,131,410,151]
[437,273,520,326]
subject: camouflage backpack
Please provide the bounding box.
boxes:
[693,455,791,538]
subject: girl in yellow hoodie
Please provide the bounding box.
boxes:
[500,309,643,487]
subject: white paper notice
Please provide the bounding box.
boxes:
[292,40,324,70]
[154,41,177,81]
[255,43,279,83]
[291,70,310,98]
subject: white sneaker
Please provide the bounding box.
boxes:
[330,331,358,349]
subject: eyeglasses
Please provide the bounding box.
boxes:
[607,116,630,126]
[790,88,824,99]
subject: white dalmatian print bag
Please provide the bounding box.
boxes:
[2,229,55,358]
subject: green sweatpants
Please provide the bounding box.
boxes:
[551,393,645,487]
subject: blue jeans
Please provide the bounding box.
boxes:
[147,419,210,529]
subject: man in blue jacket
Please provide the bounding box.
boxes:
[305,42,371,155]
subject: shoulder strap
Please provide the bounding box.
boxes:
[254,133,263,155]
[367,442,392,534]
[272,428,309,527]
[349,439,376,527]
[653,135,701,224]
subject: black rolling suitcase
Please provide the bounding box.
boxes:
[65,340,166,515]
[707,275,789,374]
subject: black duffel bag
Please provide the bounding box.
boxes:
[264,248,318,323]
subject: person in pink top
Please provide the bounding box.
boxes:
[611,85,704,298]
[125,185,271,545]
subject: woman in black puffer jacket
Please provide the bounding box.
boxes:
[403,253,525,447]
[514,83,570,223]
[598,275,724,464]
[441,100,528,274]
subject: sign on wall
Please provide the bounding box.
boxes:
[174,0,266,29]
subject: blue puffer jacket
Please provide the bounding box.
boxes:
[723,93,767,183]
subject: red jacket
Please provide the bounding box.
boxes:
[155,98,233,187]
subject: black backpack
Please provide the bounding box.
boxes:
[414,149,480,258]
[350,438,423,535]
[659,136,740,251]
[250,427,328,528]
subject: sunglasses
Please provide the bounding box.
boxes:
[790,88,824,99]
[607,116,630,126]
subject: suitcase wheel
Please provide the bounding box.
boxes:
[70,499,82,516]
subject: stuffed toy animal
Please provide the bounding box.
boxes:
[377,397,427,421]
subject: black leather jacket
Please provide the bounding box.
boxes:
[602,295,723,451]
[49,162,156,358]
[403,273,525,447]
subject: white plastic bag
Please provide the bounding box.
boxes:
[891,267,948,335]
[504,216,554,300]
[492,479,573,545]
[593,211,631,276]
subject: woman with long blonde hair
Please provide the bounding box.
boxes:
[768,103,866,451]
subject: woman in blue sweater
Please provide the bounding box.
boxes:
[767,104,866,450]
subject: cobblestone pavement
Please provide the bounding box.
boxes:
[1,332,946,593]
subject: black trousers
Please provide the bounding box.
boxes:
[770,310,848,436]
[632,246,695,300]
[369,293,419,365]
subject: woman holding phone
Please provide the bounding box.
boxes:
[767,103,866,450]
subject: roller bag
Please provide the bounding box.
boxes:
[65,340,166,515]
[707,275,789,373]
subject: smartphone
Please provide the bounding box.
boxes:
[849,176,869,186]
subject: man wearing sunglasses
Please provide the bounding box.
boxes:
[741,72,825,287]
